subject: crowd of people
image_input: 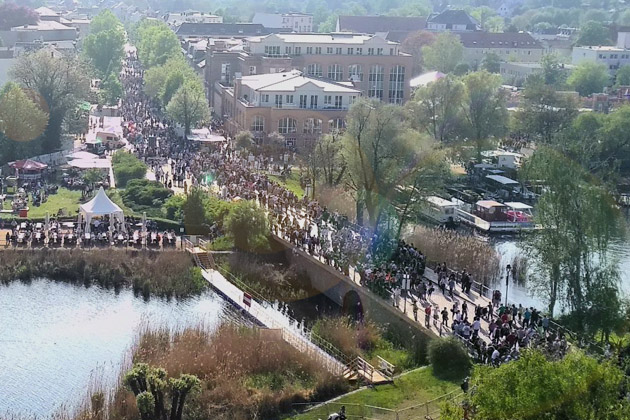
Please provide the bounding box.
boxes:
[118,49,568,368]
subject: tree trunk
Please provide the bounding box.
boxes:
[356,198,364,226]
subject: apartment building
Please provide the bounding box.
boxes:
[458,32,544,67]
[252,13,313,33]
[205,33,413,108]
[217,70,360,147]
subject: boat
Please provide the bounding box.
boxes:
[456,200,539,233]
[419,196,461,225]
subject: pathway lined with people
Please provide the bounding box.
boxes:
[118,48,569,368]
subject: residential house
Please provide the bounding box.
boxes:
[426,9,480,32]
[217,70,360,147]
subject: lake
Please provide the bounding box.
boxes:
[0,279,242,418]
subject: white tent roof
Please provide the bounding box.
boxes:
[69,159,112,169]
[79,187,122,216]
[66,151,99,160]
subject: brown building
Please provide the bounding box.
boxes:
[205,33,414,110]
[216,71,361,148]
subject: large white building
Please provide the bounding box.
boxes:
[572,31,630,75]
[218,70,360,147]
[165,12,223,27]
[252,13,313,32]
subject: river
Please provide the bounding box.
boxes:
[0,279,243,418]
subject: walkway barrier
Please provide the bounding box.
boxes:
[291,389,465,420]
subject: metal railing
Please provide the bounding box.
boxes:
[291,389,465,420]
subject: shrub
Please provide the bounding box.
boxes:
[163,194,185,220]
[121,179,172,215]
[112,151,147,187]
[427,337,471,380]
[224,200,270,252]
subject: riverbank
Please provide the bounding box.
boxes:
[0,248,206,298]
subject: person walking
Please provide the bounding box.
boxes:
[425,304,432,328]
[441,307,449,327]
[412,300,419,322]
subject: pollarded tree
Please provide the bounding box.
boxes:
[421,32,464,74]
[459,70,508,162]
[166,79,210,135]
[124,363,200,420]
[10,50,90,153]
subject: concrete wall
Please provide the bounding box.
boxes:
[271,235,435,351]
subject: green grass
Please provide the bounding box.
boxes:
[287,367,462,420]
[268,169,305,198]
[1,188,82,219]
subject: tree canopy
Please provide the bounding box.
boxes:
[421,32,463,74]
[567,61,610,96]
[136,19,181,69]
[166,79,211,135]
[441,350,629,420]
[10,50,90,153]
[83,11,125,77]
[0,3,38,31]
[576,20,611,46]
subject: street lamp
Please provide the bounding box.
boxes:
[505,264,512,306]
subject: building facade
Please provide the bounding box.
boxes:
[458,32,544,67]
[205,33,413,108]
[252,13,313,33]
[216,71,360,147]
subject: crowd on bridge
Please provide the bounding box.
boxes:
[119,49,567,368]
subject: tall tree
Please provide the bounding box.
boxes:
[481,52,501,73]
[166,80,210,135]
[459,71,508,162]
[401,30,436,74]
[136,19,181,68]
[576,20,611,46]
[615,64,630,86]
[144,56,196,105]
[540,53,567,87]
[10,50,90,153]
[407,75,464,143]
[0,84,48,165]
[83,16,125,77]
[88,9,123,34]
[421,32,464,74]
[516,77,578,144]
[523,147,620,323]
[567,61,610,96]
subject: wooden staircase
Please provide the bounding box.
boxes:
[343,357,393,385]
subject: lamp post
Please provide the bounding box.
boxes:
[505,264,512,306]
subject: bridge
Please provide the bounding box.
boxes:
[184,238,393,385]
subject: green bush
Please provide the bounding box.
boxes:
[112,151,147,187]
[163,194,185,220]
[225,200,270,252]
[121,179,172,216]
[427,337,471,380]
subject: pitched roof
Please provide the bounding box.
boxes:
[240,71,360,93]
[457,32,543,49]
[428,9,478,26]
[175,23,289,37]
[337,15,426,34]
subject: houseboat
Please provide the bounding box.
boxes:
[456,200,539,233]
[420,196,461,225]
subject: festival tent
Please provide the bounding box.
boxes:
[78,187,124,233]
[409,71,445,89]
[9,159,48,180]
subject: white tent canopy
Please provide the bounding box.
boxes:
[78,187,124,233]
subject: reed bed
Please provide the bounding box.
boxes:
[405,226,501,284]
[71,323,349,420]
[0,249,206,298]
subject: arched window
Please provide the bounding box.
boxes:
[348,64,363,81]
[327,64,343,81]
[388,65,405,104]
[303,118,322,134]
[251,116,264,132]
[278,117,297,134]
[328,118,345,132]
[368,65,384,99]
[307,63,322,77]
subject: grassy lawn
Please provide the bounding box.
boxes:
[287,367,462,420]
[1,188,82,219]
[268,169,305,198]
